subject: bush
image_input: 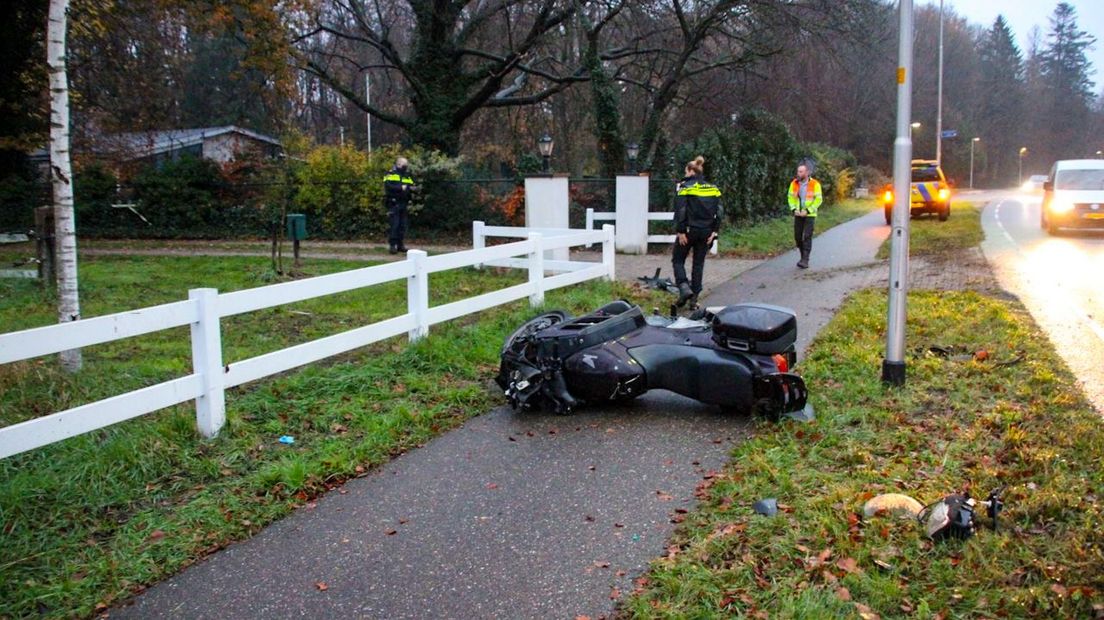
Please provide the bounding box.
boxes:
[798,142,859,205]
[668,109,801,224]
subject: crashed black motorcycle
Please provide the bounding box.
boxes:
[495,300,810,419]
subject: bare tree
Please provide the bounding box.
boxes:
[295,0,592,155]
[48,0,81,371]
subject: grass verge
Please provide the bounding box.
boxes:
[719,199,875,258]
[877,201,984,260]
[617,288,1104,618]
[0,252,662,618]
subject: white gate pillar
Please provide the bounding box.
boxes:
[524,176,569,262]
[615,175,649,254]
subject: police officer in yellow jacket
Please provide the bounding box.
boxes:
[672,156,721,308]
[383,157,416,254]
[788,162,823,269]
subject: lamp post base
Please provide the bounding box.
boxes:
[881,360,906,386]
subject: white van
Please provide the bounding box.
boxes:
[1040,159,1104,234]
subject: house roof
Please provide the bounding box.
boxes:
[106,125,282,159]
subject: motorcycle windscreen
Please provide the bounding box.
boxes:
[627,344,757,410]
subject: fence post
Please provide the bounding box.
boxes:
[585,208,594,247]
[189,288,225,438]
[407,250,430,341]
[602,224,616,281]
[472,220,485,269]
[528,232,545,307]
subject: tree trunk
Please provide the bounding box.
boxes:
[48,0,81,372]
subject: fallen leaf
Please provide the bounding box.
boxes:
[836,587,852,601]
[147,530,166,542]
[575,616,591,620]
[486,483,499,490]
[656,491,673,501]
[593,560,610,568]
[1051,584,1068,597]
[854,602,881,620]
[837,557,863,574]
[609,587,621,600]
[386,529,397,536]
[315,582,329,591]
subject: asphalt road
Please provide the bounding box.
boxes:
[113,211,890,619]
[977,189,1104,414]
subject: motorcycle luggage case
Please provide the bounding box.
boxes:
[711,303,796,355]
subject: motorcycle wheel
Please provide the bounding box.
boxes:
[501,310,571,357]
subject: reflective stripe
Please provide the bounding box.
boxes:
[678,183,722,197]
[916,183,932,202]
[383,174,414,184]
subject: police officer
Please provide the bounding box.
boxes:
[788,162,823,269]
[672,156,722,308]
[383,157,415,254]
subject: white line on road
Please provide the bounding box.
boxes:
[991,199,1104,344]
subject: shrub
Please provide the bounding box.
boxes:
[798,142,859,205]
[668,109,801,224]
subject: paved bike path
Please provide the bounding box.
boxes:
[115,210,889,619]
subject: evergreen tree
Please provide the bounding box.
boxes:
[1036,2,1097,162]
[976,16,1024,186]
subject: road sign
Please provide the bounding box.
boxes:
[941,129,958,139]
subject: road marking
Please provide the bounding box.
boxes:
[991,199,1104,343]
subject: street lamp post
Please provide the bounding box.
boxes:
[626,142,640,174]
[1018,147,1027,185]
[538,133,554,173]
[883,0,914,387]
[969,137,980,189]
[936,0,944,167]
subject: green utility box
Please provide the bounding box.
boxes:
[286,214,307,241]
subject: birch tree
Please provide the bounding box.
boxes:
[48,0,82,372]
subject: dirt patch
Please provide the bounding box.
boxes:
[910,246,1009,297]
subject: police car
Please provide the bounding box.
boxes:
[881,160,952,225]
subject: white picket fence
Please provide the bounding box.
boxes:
[584,208,718,254]
[0,224,615,459]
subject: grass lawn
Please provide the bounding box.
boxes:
[0,251,662,618]
[617,288,1104,619]
[718,199,876,258]
[877,201,984,260]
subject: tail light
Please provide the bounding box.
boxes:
[772,353,789,373]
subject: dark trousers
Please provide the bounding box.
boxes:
[388,205,408,248]
[793,215,815,258]
[672,228,712,294]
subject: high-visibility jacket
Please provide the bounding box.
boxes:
[674,175,722,234]
[383,167,415,209]
[788,177,823,217]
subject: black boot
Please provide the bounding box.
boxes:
[797,250,809,269]
[389,245,398,255]
[676,282,694,307]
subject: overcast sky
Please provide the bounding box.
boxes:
[944,0,1103,93]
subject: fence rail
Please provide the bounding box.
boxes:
[584,208,718,254]
[0,223,615,459]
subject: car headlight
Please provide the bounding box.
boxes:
[1021,181,1033,191]
[937,188,950,201]
[1050,199,1075,214]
